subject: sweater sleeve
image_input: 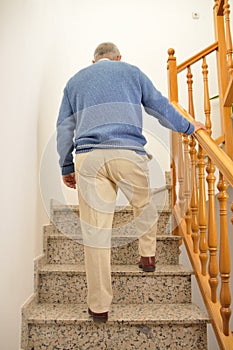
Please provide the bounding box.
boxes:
[56,87,76,175]
[139,71,194,135]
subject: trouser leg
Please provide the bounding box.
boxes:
[77,188,115,313]
[84,245,112,313]
[109,151,157,258]
[75,152,117,313]
[75,150,158,312]
[134,204,157,257]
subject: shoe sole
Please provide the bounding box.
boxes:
[88,308,108,323]
[92,316,108,323]
[139,265,155,272]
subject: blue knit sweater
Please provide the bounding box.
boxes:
[57,60,194,175]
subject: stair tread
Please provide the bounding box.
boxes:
[51,205,171,213]
[46,232,180,241]
[25,302,209,324]
[39,263,192,275]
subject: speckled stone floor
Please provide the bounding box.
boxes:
[38,264,192,304]
[46,231,180,265]
[50,205,172,238]
[26,302,208,324]
[21,201,209,350]
[25,303,208,350]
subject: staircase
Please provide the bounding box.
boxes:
[21,184,209,350]
[20,2,233,348]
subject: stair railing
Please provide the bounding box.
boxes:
[167,1,233,349]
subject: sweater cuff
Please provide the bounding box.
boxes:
[184,122,195,135]
[61,163,75,175]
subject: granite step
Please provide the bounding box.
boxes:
[21,180,210,350]
[38,264,192,304]
[50,205,171,236]
[24,302,208,350]
[45,230,180,265]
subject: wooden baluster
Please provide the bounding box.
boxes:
[198,145,208,275]
[167,48,179,236]
[187,66,199,253]
[178,134,185,217]
[187,66,195,117]
[217,173,231,336]
[184,66,193,236]
[204,59,218,303]
[206,158,219,302]
[224,0,233,75]
[183,134,192,235]
[189,137,199,254]
[202,57,212,133]
[204,74,219,302]
[197,56,209,276]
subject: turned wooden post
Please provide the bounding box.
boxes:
[217,172,231,336]
[198,144,208,275]
[167,48,179,235]
[187,66,195,117]
[202,56,212,133]
[183,134,192,236]
[206,157,219,303]
[189,136,199,254]
[224,0,233,75]
[178,134,185,217]
[187,66,199,253]
[183,65,193,237]
[204,66,219,302]
[197,56,209,276]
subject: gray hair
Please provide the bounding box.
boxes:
[94,42,121,61]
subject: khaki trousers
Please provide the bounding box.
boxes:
[75,149,157,313]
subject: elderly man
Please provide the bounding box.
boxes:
[56,42,204,322]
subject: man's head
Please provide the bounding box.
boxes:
[93,42,121,63]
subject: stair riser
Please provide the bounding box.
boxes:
[28,322,207,350]
[51,210,171,236]
[46,237,179,265]
[39,273,191,304]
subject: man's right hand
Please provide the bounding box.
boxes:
[62,173,76,189]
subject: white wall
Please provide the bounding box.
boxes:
[0,2,46,349]
[0,1,231,349]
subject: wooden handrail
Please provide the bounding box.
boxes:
[177,42,219,73]
[171,102,233,187]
